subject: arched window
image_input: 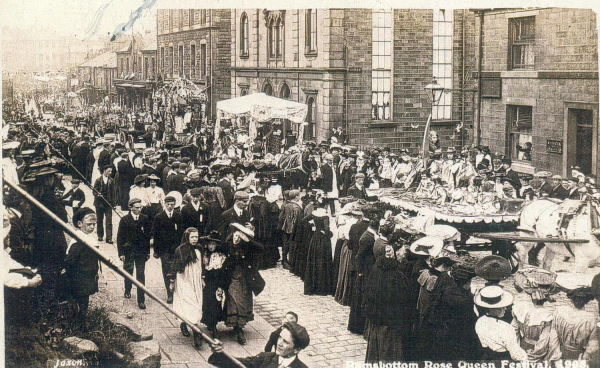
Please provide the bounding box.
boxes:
[268,19,276,58]
[240,13,249,56]
[305,97,316,140]
[279,83,290,99]
[305,9,317,53]
[263,82,273,96]
[241,88,248,96]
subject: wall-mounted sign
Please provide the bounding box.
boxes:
[481,78,502,98]
[348,67,362,73]
[546,139,563,154]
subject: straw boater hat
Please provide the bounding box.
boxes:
[474,286,514,309]
[409,236,444,257]
[230,223,255,238]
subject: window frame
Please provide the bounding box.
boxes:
[305,9,317,55]
[190,43,196,78]
[268,19,276,59]
[506,105,534,162]
[240,12,249,58]
[200,42,207,78]
[508,16,535,70]
[371,9,393,121]
[305,96,316,140]
[432,9,454,121]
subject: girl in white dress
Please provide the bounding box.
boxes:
[168,227,204,349]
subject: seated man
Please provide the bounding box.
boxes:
[347,173,377,201]
[208,322,310,368]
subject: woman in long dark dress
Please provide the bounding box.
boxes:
[250,187,279,269]
[223,224,264,345]
[304,208,334,296]
[201,232,228,338]
[290,194,315,278]
[363,244,412,363]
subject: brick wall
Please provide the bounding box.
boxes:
[345,9,476,153]
[157,9,231,120]
[477,8,599,176]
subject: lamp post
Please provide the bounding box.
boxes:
[421,78,445,159]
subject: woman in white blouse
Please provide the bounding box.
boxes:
[145,174,165,221]
[474,286,528,361]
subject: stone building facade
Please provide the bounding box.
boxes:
[157,9,231,120]
[475,8,598,177]
[230,9,477,149]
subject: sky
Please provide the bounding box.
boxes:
[1,0,598,41]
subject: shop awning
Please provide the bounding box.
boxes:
[216,93,308,123]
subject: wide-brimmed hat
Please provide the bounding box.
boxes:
[475,255,512,281]
[409,236,443,257]
[555,273,595,291]
[230,223,255,238]
[312,208,328,217]
[147,174,160,181]
[134,175,147,185]
[424,224,461,242]
[474,286,514,308]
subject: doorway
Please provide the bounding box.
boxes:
[568,108,594,175]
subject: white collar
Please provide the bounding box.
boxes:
[233,205,243,217]
[192,201,200,211]
[278,355,297,367]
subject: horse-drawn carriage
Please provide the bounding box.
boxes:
[374,190,599,273]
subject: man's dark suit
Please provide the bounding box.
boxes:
[320,163,336,193]
[346,184,377,201]
[180,144,199,164]
[116,212,151,303]
[93,175,115,241]
[208,351,308,368]
[152,209,183,299]
[216,206,252,241]
[117,159,135,208]
[550,185,569,200]
[539,181,553,197]
[181,202,205,234]
[97,148,111,174]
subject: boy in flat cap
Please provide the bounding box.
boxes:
[217,191,254,241]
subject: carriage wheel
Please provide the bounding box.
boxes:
[508,243,520,274]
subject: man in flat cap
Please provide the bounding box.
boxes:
[208,322,310,368]
[93,165,115,244]
[217,191,254,241]
[151,195,183,304]
[117,198,152,309]
[279,189,303,269]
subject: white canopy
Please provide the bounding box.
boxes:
[216,93,308,124]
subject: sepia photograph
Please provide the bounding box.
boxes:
[1,1,600,367]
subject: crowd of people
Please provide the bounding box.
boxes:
[3,91,600,366]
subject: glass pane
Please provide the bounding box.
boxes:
[444,22,453,36]
[445,36,453,49]
[384,106,390,120]
[384,28,392,41]
[433,22,439,35]
[444,105,452,119]
[444,64,452,79]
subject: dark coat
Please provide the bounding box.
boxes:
[348,220,370,272]
[347,184,377,201]
[92,176,115,207]
[180,144,199,163]
[320,163,337,192]
[539,181,553,197]
[65,240,99,296]
[151,209,184,256]
[264,326,282,352]
[97,149,111,173]
[62,187,85,210]
[180,202,205,234]
[356,230,376,277]
[204,201,224,235]
[116,213,151,258]
[216,206,252,241]
[208,351,308,368]
[504,168,522,196]
[550,185,569,200]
